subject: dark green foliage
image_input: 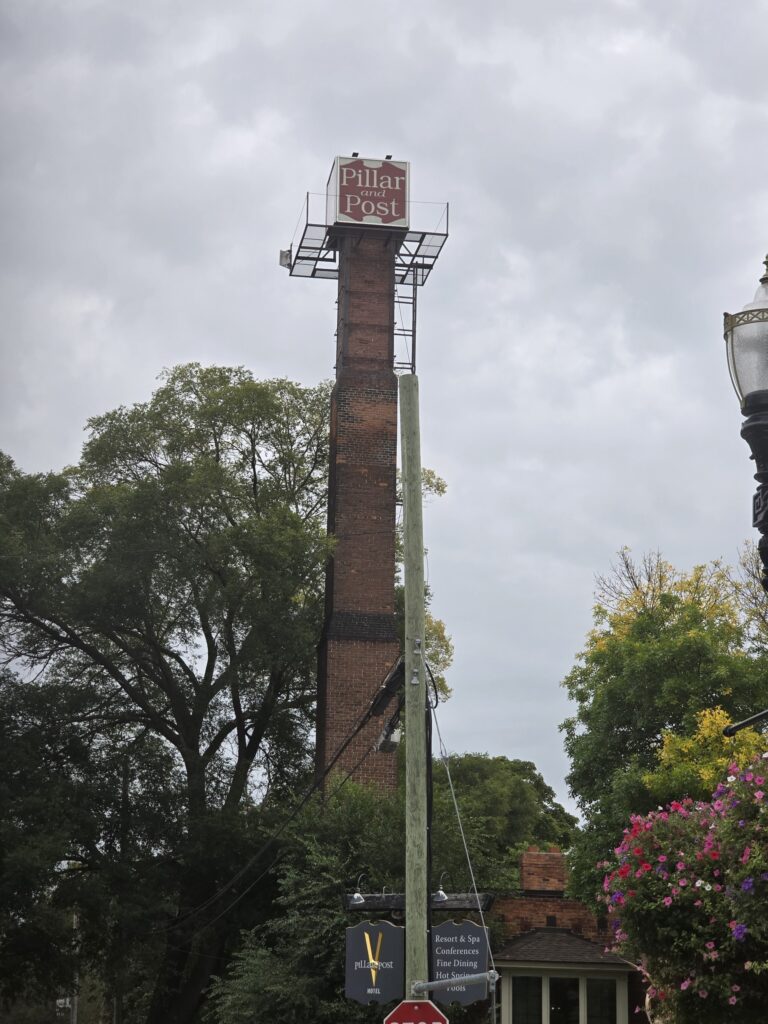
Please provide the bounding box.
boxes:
[0,365,332,1021]
[206,784,403,1024]
[431,753,577,892]
[205,757,577,1024]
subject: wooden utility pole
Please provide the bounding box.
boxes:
[399,373,428,996]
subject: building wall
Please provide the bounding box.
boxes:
[316,229,404,789]
[494,847,609,945]
[520,847,568,894]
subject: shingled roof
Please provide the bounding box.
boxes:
[495,928,633,969]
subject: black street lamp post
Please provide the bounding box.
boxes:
[725,255,768,589]
[723,254,768,736]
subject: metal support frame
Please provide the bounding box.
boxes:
[411,971,500,997]
[394,276,418,374]
[284,193,447,372]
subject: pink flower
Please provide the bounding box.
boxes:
[663,896,672,907]
[755,790,764,801]
[741,846,751,865]
[729,996,738,1005]
[680,979,691,990]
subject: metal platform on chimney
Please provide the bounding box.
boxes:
[285,192,449,288]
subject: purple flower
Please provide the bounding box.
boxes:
[742,877,754,892]
[733,923,748,941]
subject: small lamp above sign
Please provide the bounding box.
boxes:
[350,874,366,906]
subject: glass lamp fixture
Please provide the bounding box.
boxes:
[725,255,768,412]
[725,255,768,590]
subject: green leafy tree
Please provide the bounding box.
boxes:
[643,707,765,803]
[205,783,403,1024]
[560,550,768,903]
[431,754,577,891]
[0,666,187,1013]
[0,365,331,1023]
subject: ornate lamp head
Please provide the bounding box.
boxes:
[726,255,768,590]
[725,255,768,413]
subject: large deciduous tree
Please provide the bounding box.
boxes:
[430,753,577,890]
[0,365,331,1022]
[560,550,768,903]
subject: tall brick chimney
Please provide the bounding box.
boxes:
[286,157,447,790]
[315,228,404,789]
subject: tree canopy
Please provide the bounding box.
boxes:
[431,753,576,891]
[0,365,332,1021]
[643,707,765,804]
[561,549,768,902]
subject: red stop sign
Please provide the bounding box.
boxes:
[384,1000,448,1024]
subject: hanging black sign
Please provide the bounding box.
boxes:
[431,920,489,1005]
[345,920,404,1004]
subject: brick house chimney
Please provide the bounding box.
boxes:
[520,845,568,895]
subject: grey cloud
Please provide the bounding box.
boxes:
[3,0,768,813]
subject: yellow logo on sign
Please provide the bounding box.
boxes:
[363,930,384,985]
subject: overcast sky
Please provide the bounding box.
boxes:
[3,0,768,816]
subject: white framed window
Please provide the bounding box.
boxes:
[501,968,629,1024]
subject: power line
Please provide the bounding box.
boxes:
[432,701,496,977]
[159,705,397,952]
[149,656,401,935]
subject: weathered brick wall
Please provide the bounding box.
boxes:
[317,229,404,788]
[493,893,608,943]
[318,636,399,789]
[520,845,568,893]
